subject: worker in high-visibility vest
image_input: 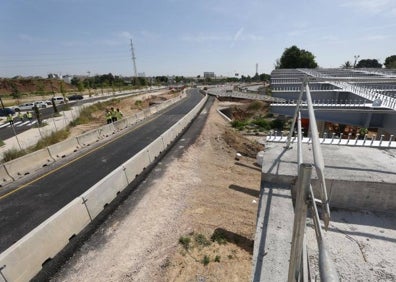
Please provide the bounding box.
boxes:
[26,111,33,121]
[110,107,117,122]
[105,109,112,124]
[17,111,24,121]
[115,108,123,120]
[7,114,14,125]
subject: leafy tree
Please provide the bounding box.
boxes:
[278,45,318,68]
[77,80,85,93]
[10,82,21,99]
[355,59,382,68]
[384,55,396,69]
[259,73,271,82]
[341,61,352,69]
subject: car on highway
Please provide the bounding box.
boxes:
[0,107,16,117]
[67,94,83,101]
[13,102,35,112]
[52,96,67,104]
[33,101,48,108]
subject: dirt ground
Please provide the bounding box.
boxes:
[51,97,264,281]
[49,92,396,281]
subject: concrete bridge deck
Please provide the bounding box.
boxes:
[252,142,396,281]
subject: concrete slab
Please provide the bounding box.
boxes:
[252,182,294,282]
[262,142,396,184]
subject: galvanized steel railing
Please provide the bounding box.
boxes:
[286,78,338,281]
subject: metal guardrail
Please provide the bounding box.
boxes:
[286,79,338,281]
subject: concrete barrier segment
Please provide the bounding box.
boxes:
[122,150,151,183]
[76,129,100,147]
[125,116,138,127]
[4,148,55,180]
[0,165,14,185]
[147,138,165,161]
[143,109,151,118]
[113,119,128,131]
[47,138,80,159]
[161,129,175,148]
[80,167,129,219]
[135,112,145,121]
[0,198,90,282]
[97,124,115,139]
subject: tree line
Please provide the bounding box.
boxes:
[275,45,396,69]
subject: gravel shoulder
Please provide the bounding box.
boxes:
[51,98,262,281]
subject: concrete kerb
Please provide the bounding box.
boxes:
[0,197,91,282]
[4,148,54,180]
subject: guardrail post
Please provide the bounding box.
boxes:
[379,134,384,147]
[347,133,352,144]
[389,135,394,147]
[355,134,360,145]
[288,163,312,282]
[371,135,376,146]
[363,134,368,145]
[331,133,335,144]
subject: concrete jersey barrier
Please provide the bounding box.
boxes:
[76,129,100,147]
[0,198,91,282]
[122,150,151,183]
[0,165,14,186]
[80,167,129,219]
[0,92,208,281]
[4,148,54,180]
[47,138,80,159]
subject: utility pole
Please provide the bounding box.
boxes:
[130,38,139,87]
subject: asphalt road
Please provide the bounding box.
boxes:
[0,89,204,253]
[0,89,154,141]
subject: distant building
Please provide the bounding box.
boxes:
[62,75,72,84]
[48,73,61,79]
[204,72,215,79]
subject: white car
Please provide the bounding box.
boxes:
[13,103,35,112]
[52,96,67,104]
[34,101,48,108]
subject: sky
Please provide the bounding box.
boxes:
[1,0,396,78]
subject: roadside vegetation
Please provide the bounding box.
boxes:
[0,92,176,163]
[229,100,291,134]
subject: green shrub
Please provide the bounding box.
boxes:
[211,230,228,245]
[202,255,210,266]
[179,236,191,250]
[214,255,221,262]
[252,117,270,130]
[270,118,285,130]
[195,233,211,247]
[33,128,70,150]
[2,148,28,162]
[231,120,248,129]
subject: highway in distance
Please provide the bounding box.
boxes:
[0,89,205,253]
